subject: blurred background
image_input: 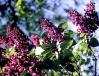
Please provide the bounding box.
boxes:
[2,0,99,35]
[0,0,99,75]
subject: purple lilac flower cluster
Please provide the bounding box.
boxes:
[0,23,45,75]
[69,0,99,35]
[3,53,43,76]
[40,18,64,42]
[6,22,33,52]
[0,22,33,52]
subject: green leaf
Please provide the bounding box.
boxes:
[63,49,73,57]
[41,51,55,60]
[60,39,74,50]
[16,0,22,9]
[59,49,73,66]
[80,42,88,51]
[87,48,92,56]
[80,59,89,65]
[58,22,68,30]
[28,48,35,56]
[64,30,74,36]
[41,42,57,52]
[72,50,80,60]
[41,51,59,70]
[73,72,79,76]
[79,42,93,56]
[80,59,86,65]
[53,71,59,76]
[89,37,99,47]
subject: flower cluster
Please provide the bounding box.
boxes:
[0,22,33,52]
[3,53,43,76]
[69,0,99,35]
[6,22,33,52]
[40,18,64,42]
[0,23,46,76]
[84,0,99,24]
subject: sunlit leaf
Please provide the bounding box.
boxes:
[16,0,22,9]
[73,72,79,76]
[5,47,17,58]
[80,42,88,50]
[58,22,68,30]
[28,48,35,56]
[41,51,55,60]
[53,71,59,76]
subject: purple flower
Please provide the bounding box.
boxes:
[69,0,99,35]
[84,0,98,23]
[4,53,43,76]
[40,18,64,42]
[6,22,33,52]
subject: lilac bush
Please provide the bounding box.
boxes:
[0,0,99,76]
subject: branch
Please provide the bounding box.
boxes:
[8,0,18,23]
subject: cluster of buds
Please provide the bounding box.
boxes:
[69,0,99,35]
